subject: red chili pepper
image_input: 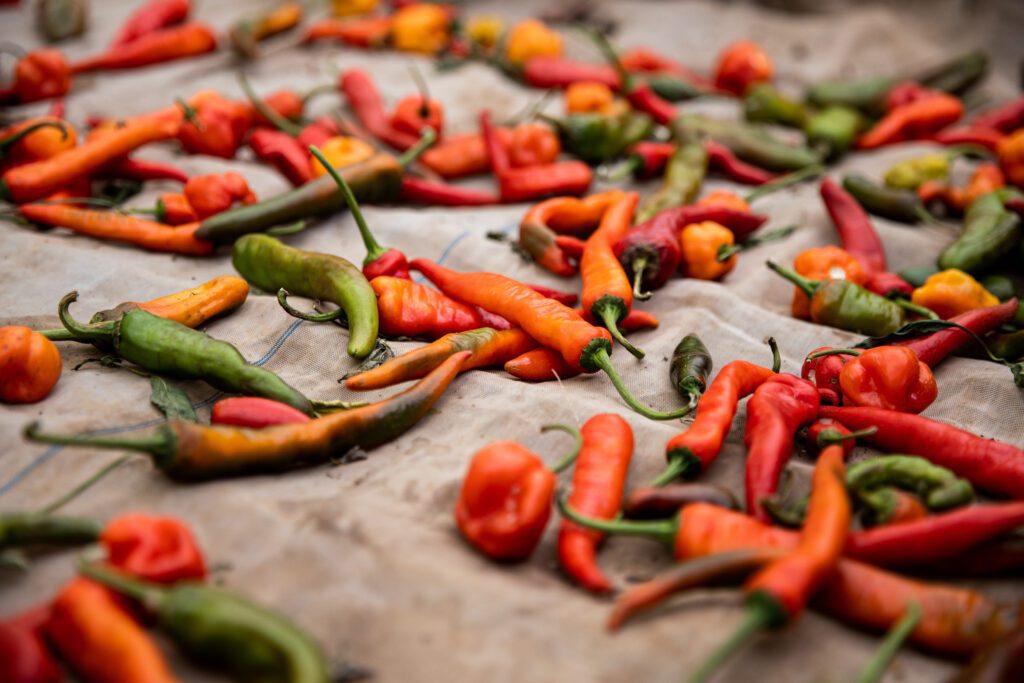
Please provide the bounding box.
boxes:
[211,396,311,428]
[625,83,677,125]
[339,69,421,151]
[744,374,820,522]
[96,156,189,184]
[504,346,580,382]
[398,177,501,206]
[820,406,1024,499]
[455,441,557,561]
[518,191,622,276]
[706,140,777,185]
[109,0,191,49]
[858,93,965,149]
[801,346,855,406]
[72,22,218,74]
[892,297,1019,367]
[929,126,1006,153]
[521,56,620,90]
[296,116,343,150]
[820,176,886,273]
[391,96,444,139]
[184,171,256,220]
[614,205,683,298]
[0,606,61,683]
[248,128,314,187]
[154,192,196,224]
[884,81,936,111]
[508,123,561,168]
[101,514,206,583]
[972,96,1024,133]
[246,89,305,130]
[713,40,774,96]
[619,46,715,90]
[559,414,633,593]
[0,50,71,104]
[177,91,252,159]
[372,276,510,339]
[620,140,676,179]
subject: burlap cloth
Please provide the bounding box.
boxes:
[2,1,1023,681]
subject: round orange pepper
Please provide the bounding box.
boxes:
[791,246,867,319]
[680,221,736,281]
[565,81,615,115]
[392,3,450,54]
[0,326,62,403]
[839,346,937,414]
[998,129,1024,188]
[508,122,561,168]
[3,116,77,165]
[309,135,375,176]
[505,18,563,66]
[713,40,773,96]
[911,269,1000,320]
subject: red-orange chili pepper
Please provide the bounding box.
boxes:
[508,122,561,168]
[0,49,71,104]
[858,92,965,149]
[884,81,936,111]
[930,126,1006,153]
[892,298,1019,367]
[101,514,207,584]
[184,172,257,220]
[518,190,623,276]
[419,128,513,179]
[0,117,73,164]
[0,606,61,683]
[246,89,305,130]
[744,374,820,522]
[619,46,714,91]
[503,346,580,382]
[109,0,191,49]
[713,40,774,96]
[71,22,218,74]
[372,276,510,339]
[303,15,392,47]
[398,177,501,206]
[522,55,620,90]
[339,69,421,151]
[0,326,62,404]
[836,346,938,413]
[248,128,314,187]
[151,192,196,225]
[801,346,856,405]
[211,396,312,428]
[559,414,633,594]
[177,91,251,159]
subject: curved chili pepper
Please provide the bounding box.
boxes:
[503,346,580,382]
[72,23,218,74]
[346,327,534,390]
[371,276,510,339]
[109,0,191,48]
[101,514,206,583]
[929,126,1005,153]
[522,55,620,90]
[891,298,1019,367]
[27,351,471,480]
[0,50,71,105]
[398,176,501,206]
[820,176,888,274]
[619,46,714,91]
[706,140,777,185]
[0,606,61,683]
[848,455,974,513]
[743,374,820,522]
[233,234,378,358]
[212,396,312,428]
[411,258,690,420]
[673,113,821,172]
[820,406,1024,499]
[518,190,623,276]
[801,346,854,405]
[559,414,633,593]
[303,16,392,47]
[249,128,314,187]
[858,93,965,149]
[339,69,421,151]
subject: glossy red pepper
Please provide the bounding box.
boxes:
[521,56,619,90]
[893,298,1019,366]
[0,606,61,683]
[805,418,862,457]
[248,128,314,187]
[177,91,252,159]
[183,172,256,220]
[372,276,510,339]
[837,346,938,413]
[801,346,856,406]
[398,177,501,206]
[713,40,774,96]
[101,513,207,583]
[109,0,191,48]
[884,81,936,111]
[619,46,715,90]
[858,93,964,149]
[706,140,778,185]
[211,396,311,428]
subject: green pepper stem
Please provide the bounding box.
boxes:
[743,164,824,204]
[818,426,877,447]
[591,349,695,420]
[37,455,130,515]
[57,292,116,345]
[174,98,203,132]
[301,83,336,104]
[277,288,344,323]
[78,561,168,611]
[37,328,77,342]
[396,127,437,168]
[586,28,632,92]
[264,219,308,237]
[0,120,68,155]
[856,602,922,683]
[806,348,863,360]
[595,299,645,359]
[598,156,643,183]
[765,260,820,298]
[308,144,388,264]
[631,257,652,300]
[718,225,798,262]
[23,422,170,457]
[541,423,582,473]
[687,602,774,683]
[555,491,677,545]
[649,448,701,487]
[893,298,939,320]
[237,71,302,136]
[766,337,781,373]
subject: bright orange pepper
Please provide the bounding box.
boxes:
[565,81,615,115]
[679,221,736,281]
[911,269,1000,320]
[309,135,375,176]
[791,246,867,319]
[997,129,1024,189]
[839,346,938,414]
[505,18,562,66]
[713,40,773,96]
[697,189,751,213]
[392,3,451,54]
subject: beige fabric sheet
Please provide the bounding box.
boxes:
[2,1,1022,681]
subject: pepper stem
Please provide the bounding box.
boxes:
[806,348,863,360]
[687,603,774,683]
[300,83,336,104]
[78,561,168,611]
[743,164,824,204]
[237,71,302,136]
[631,257,652,300]
[649,448,701,487]
[765,260,820,299]
[541,423,582,473]
[766,336,781,373]
[586,28,632,92]
[277,288,344,322]
[23,422,171,457]
[0,120,68,155]
[855,602,922,683]
[174,98,203,131]
[594,297,645,359]
[717,225,798,262]
[893,298,939,320]
[57,292,116,344]
[555,491,677,545]
[817,426,877,447]
[37,455,130,515]
[408,63,432,120]
[396,127,437,168]
[592,349,695,420]
[37,328,77,342]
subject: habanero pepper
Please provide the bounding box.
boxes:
[0,118,70,163]
[911,269,1000,319]
[411,258,691,420]
[211,396,311,428]
[679,221,738,281]
[101,513,207,583]
[713,40,774,96]
[0,49,71,105]
[392,2,451,54]
[71,22,218,74]
[804,418,872,457]
[802,346,856,405]
[27,351,471,480]
[806,346,937,413]
[184,172,257,220]
[0,327,61,404]
[177,90,251,159]
[559,414,633,593]
[519,190,624,277]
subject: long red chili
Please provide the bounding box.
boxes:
[399,177,501,206]
[339,69,421,151]
[248,128,314,187]
[892,298,1019,367]
[71,22,217,74]
[559,414,634,594]
[0,606,61,683]
[109,0,191,48]
[972,96,1024,133]
[521,56,619,90]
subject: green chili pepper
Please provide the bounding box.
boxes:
[767,261,906,336]
[842,174,935,224]
[544,110,654,165]
[898,265,941,288]
[847,455,975,512]
[672,113,821,172]
[232,234,378,359]
[803,105,864,161]
[80,562,331,683]
[939,189,1023,275]
[916,50,989,96]
[742,84,808,128]
[645,74,704,102]
[636,134,708,222]
[981,274,1021,302]
[194,153,403,244]
[55,291,314,414]
[669,334,712,404]
[0,513,100,550]
[805,75,901,115]
[989,331,1024,362]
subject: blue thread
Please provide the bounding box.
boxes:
[412,230,470,283]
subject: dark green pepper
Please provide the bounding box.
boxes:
[645,74,704,102]
[842,174,934,224]
[847,455,974,512]
[672,113,821,172]
[939,189,1023,275]
[743,84,808,128]
[81,562,332,683]
[669,334,712,404]
[232,234,378,359]
[55,291,314,415]
[990,331,1024,362]
[803,105,864,161]
[916,50,989,96]
[805,74,900,115]
[636,134,708,222]
[545,110,654,165]
[0,513,100,551]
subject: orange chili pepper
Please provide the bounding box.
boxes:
[0,49,71,104]
[963,163,1006,207]
[154,192,197,225]
[790,246,867,319]
[303,16,392,47]
[391,3,450,54]
[0,116,75,165]
[71,22,218,74]
[911,268,1000,319]
[391,95,444,139]
[184,172,257,220]
[858,93,965,149]
[508,122,561,168]
[504,346,580,382]
[0,326,61,404]
[518,190,624,276]
[92,275,250,328]
[713,40,774,96]
[371,276,510,340]
[177,91,251,159]
[419,128,511,179]
[998,129,1024,188]
[565,81,616,114]
[505,18,563,66]
[310,135,376,176]
[679,221,736,281]
[696,189,750,213]
[834,346,938,414]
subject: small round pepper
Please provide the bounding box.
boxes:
[183,172,257,220]
[466,15,503,50]
[309,135,375,176]
[565,81,616,115]
[455,441,556,561]
[391,95,444,138]
[791,246,867,319]
[697,189,751,213]
[508,122,561,168]
[101,514,207,584]
[392,3,451,54]
[713,40,773,96]
[911,268,1000,320]
[680,221,736,281]
[0,326,61,404]
[997,129,1024,189]
[839,346,938,414]
[505,18,563,66]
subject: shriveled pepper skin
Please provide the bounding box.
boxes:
[810,280,906,337]
[233,234,378,358]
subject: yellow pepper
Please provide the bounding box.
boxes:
[680,221,736,281]
[331,0,378,17]
[309,136,375,177]
[505,19,562,66]
[392,3,450,54]
[883,153,950,190]
[998,129,1024,189]
[911,268,1000,320]
[564,81,615,115]
[466,15,503,50]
